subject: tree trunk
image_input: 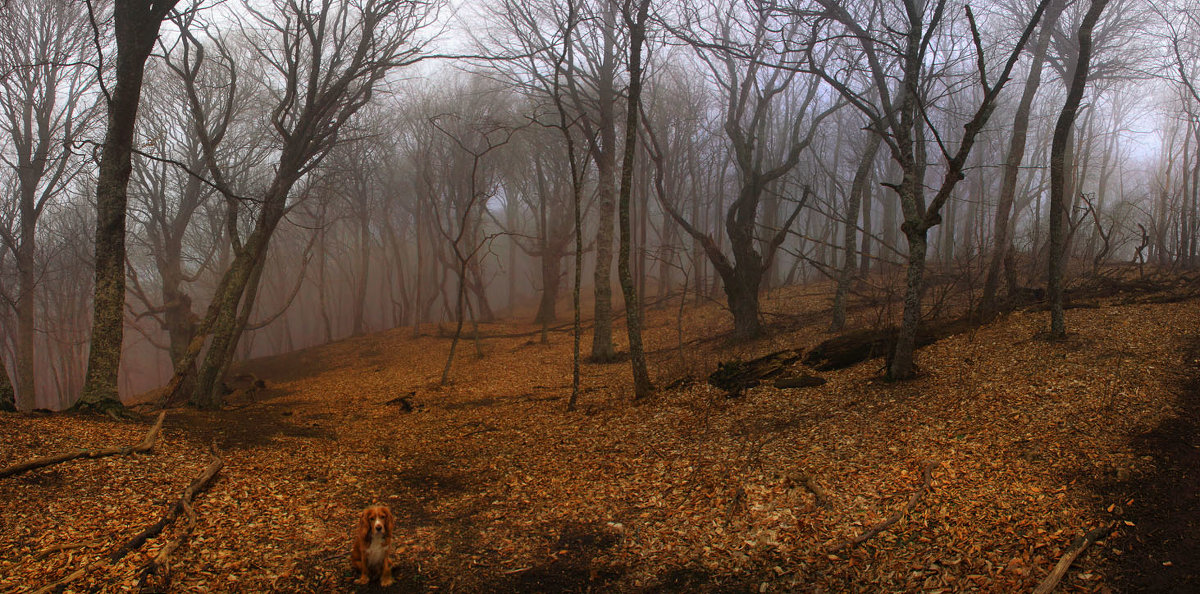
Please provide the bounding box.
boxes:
[832,134,882,331]
[79,4,176,412]
[588,1,619,363]
[591,159,618,361]
[725,270,763,339]
[352,210,371,336]
[0,358,14,412]
[889,226,928,380]
[1049,0,1108,338]
[617,0,653,399]
[15,218,36,409]
[533,248,563,325]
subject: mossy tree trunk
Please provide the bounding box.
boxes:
[78,0,180,413]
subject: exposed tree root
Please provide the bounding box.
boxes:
[1032,521,1117,594]
[829,460,937,555]
[0,411,165,479]
[109,449,223,564]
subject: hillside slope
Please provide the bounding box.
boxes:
[1,286,1197,592]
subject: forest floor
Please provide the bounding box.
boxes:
[2,276,1200,593]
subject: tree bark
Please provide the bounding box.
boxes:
[832,133,881,331]
[588,1,619,363]
[1049,0,1109,338]
[15,217,36,408]
[78,0,179,413]
[889,224,928,379]
[617,0,653,399]
[0,361,15,412]
[533,247,563,325]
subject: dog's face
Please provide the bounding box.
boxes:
[358,505,393,541]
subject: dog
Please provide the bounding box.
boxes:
[351,505,394,586]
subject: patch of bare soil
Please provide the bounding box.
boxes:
[1093,335,1200,592]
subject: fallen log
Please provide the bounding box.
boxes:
[829,461,937,555]
[109,450,223,564]
[1032,521,1117,594]
[804,319,975,371]
[0,411,165,479]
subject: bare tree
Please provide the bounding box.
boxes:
[0,0,97,410]
[979,0,1068,317]
[830,131,882,331]
[662,0,837,339]
[1049,0,1111,338]
[616,0,652,398]
[427,111,515,385]
[799,0,1051,378]
[161,0,438,408]
[78,0,182,413]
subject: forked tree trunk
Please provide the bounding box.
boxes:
[588,1,619,363]
[832,134,881,331]
[981,0,1064,317]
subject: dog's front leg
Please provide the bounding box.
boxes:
[380,556,394,587]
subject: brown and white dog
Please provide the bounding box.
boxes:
[351,505,394,586]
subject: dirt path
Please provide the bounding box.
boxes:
[1095,335,1200,591]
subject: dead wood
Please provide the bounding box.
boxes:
[0,411,165,479]
[31,565,93,594]
[708,350,803,396]
[109,450,223,564]
[804,319,975,372]
[773,375,827,389]
[790,472,830,508]
[383,392,420,412]
[36,541,102,558]
[829,461,937,555]
[1032,521,1117,594]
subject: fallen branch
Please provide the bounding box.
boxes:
[109,449,223,564]
[1032,521,1117,594]
[136,495,195,591]
[32,564,95,594]
[829,460,937,555]
[36,540,103,559]
[0,411,165,479]
[791,472,830,508]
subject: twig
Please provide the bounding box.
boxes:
[1,412,165,479]
[829,460,937,554]
[1032,521,1117,594]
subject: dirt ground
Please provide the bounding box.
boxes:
[2,283,1198,592]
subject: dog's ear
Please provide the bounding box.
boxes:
[356,508,372,538]
[383,507,394,536]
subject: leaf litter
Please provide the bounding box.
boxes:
[0,284,1194,592]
